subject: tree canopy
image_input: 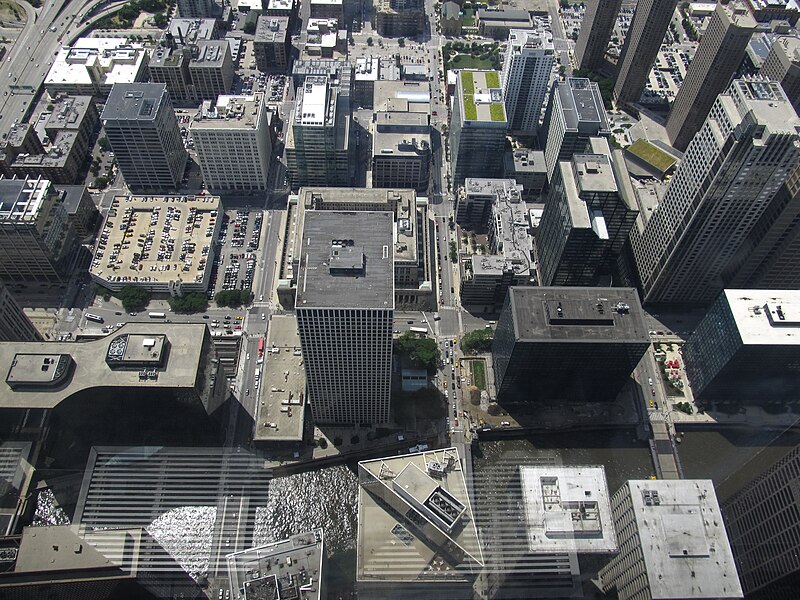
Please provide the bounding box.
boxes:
[460,328,494,353]
[215,289,253,308]
[168,292,209,314]
[118,286,150,312]
[394,332,441,369]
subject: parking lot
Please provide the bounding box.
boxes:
[208,209,263,299]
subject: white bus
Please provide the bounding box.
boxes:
[148,312,166,319]
[409,326,428,335]
[85,313,104,323]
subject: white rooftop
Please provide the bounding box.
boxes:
[297,76,329,126]
[45,38,147,88]
[520,466,617,553]
[724,289,800,345]
[624,479,743,600]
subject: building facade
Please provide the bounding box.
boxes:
[375,0,425,37]
[613,0,679,105]
[285,75,351,187]
[599,480,742,600]
[102,83,188,191]
[501,29,554,133]
[450,70,508,185]
[630,79,800,305]
[0,282,40,342]
[0,177,78,284]
[254,15,290,71]
[2,96,99,185]
[371,111,430,192]
[683,289,800,406]
[665,2,756,151]
[491,287,649,404]
[191,93,272,191]
[541,77,610,182]
[459,180,534,311]
[148,39,234,106]
[537,138,638,286]
[295,211,394,425]
[574,0,622,71]
[723,444,800,599]
[760,35,800,116]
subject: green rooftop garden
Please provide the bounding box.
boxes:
[461,70,475,94]
[484,71,500,88]
[626,139,677,174]
[490,103,505,122]
[463,97,477,120]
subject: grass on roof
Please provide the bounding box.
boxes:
[626,138,677,173]
[484,71,500,88]
[489,102,505,122]
[461,70,475,94]
[463,96,477,120]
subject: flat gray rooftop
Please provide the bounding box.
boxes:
[226,530,324,600]
[102,83,168,122]
[557,78,609,132]
[508,287,649,342]
[0,323,207,409]
[623,479,743,599]
[254,315,306,442]
[295,211,394,310]
[520,465,617,553]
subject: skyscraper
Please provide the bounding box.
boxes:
[537,137,638,286]
[450,70,508,185]
[0,177,78,284]
[501,29,554,133]
[541,77,611,181]
[191,93,273,191]
[683,289,800,406]
[723,444,800,599]
[631,79,800,305]
[491,287,649,404]
[574,0,623,72]
[665,2,756,151]
[613,0,678,106]
[760,35,800,115]
[0,282,41,341]
[101,83,188,191]
[285,75,351,187]
[295,210,394,425]
[599,480,742,600]
[726,161,800,289]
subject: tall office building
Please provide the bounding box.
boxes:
[177,0,217,17]
[574,0,623,72]
[254,15,290,71]
[501,29,554,133]
[631,79,800,305]
[666,3,756,151]
[599,480,743,600]
[537,138,638,286]
[726,161,800,289]
[761,35,800,115]
[148,39,234,106]
[683,289,800,406]
[101,83,188,191]
[285,76,351,187]
[0,282,40,341]
[0,177,78,284]
[541,77,610,181]
[295,210,394,425]
[450,70,508,186]
[191,93,272,191]
[491,287,649,404]
[613,0,678,106]
[723,444,800,599]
